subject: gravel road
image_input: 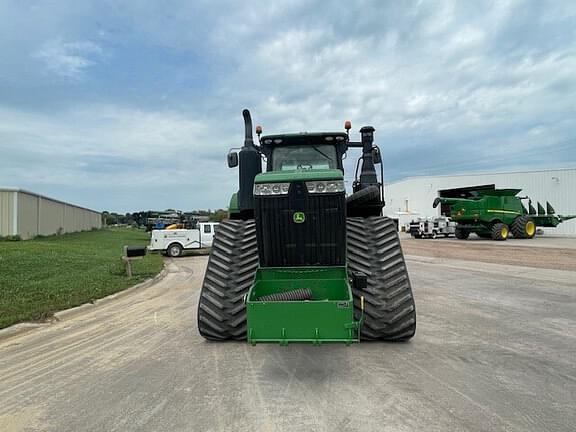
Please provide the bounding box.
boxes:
[1,250,575,432]
[401,235,576,271]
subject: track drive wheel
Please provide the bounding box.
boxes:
[491,223,509,241]
[511,215,536,239]
[347,217,416,341]
[455,227,469,239]
[197,220,258,340]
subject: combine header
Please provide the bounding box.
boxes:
[433,187,575,241]
[197,109,416,345]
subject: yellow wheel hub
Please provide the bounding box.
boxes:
[526,221,536,236]
[501,226,509,238]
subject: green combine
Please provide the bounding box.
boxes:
[433,187,576,241]
[197,109,416,345]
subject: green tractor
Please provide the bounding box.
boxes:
[433,187,576,241]
[197,109,416,345]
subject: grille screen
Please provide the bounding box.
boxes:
[254,181,346,267]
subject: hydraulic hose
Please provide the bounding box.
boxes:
[258,288,313,302]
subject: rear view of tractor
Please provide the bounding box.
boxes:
[197,109,416,344]
[433,187,575,241]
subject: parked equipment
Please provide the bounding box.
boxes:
[197,109,416,345]
[433,187,576,241]
[409,216,456,239]
[148,222,219,257]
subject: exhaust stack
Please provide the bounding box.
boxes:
[237,109,262,214]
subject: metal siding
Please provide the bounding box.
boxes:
[1,189,102,239]
[64,204,75,232]
[39,197,65,235]
[384,169,576,235]
[17,192,40,240]
[0,191,14,236]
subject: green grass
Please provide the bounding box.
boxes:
[0,228,164,329]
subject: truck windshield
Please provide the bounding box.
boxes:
[272,145,338,171]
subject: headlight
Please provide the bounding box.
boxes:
[306,180,345,194]
[254,183,290,196]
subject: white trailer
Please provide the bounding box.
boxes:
[148,222,219,257]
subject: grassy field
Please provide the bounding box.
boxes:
[0,228,163,329]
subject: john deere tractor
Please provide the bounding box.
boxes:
[197,109,416,344]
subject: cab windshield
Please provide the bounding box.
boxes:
[272,145,338,171]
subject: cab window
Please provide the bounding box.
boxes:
[272,145,337,171]
[204,225,212,234]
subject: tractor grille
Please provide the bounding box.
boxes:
[254,181,346,267]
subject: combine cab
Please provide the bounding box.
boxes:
[433,187,575,241]
[197,110,416,344]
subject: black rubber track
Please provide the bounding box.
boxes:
[347,216,417,341]
[197,219,258,340]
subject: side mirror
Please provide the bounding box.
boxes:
[372,147,382,164]
[227,152,238,168]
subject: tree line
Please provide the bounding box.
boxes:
[101,209,228,227]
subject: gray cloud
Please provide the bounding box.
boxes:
[32,39,104,80]
[0,0,575,212]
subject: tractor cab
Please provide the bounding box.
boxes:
[259,133,348,172]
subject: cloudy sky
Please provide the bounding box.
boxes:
[1,0,575,212]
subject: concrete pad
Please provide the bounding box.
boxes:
[1,256,575,432]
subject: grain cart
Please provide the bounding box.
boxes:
[197,110,416,344]
[433,188,576,241]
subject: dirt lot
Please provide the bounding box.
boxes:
[401,234,576,271]
[1,242,575,432]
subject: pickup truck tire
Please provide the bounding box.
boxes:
[166,243,183,257]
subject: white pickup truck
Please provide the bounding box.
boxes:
[148,222,219,257]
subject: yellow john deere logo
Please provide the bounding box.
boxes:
[293,212,306,224]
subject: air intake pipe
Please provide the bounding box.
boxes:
[237,109,262,213]
[358,126,378,187]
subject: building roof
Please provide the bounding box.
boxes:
[387,167,576,186]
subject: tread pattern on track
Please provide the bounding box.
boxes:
[347,216,417,341]
[197,219,258,340]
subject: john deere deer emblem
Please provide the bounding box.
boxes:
[293,212,305,224]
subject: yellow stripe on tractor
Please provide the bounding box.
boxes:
[486,209,522,215]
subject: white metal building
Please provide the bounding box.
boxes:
[0,188,102,240]
[383,168,576,235]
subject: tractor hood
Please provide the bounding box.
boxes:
[254,169,343,184]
